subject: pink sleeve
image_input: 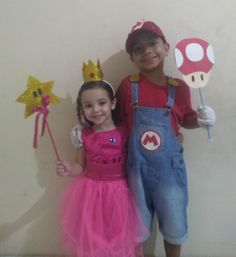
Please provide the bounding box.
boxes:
[71,124,83,148]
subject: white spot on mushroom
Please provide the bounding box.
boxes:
[186,43,204,62]
[207,45,215,64]
[132,20,144,31]
[175,48,184,68]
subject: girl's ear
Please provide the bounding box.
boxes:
[111,98,117,110]
[130,54,134,63]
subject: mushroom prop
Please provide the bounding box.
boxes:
[174,38,215,140]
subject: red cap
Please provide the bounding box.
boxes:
[125,20,166,54]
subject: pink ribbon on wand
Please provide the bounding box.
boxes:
[33,95,61,161]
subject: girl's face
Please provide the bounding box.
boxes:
[80,88,116,128]
[130,31,169,73]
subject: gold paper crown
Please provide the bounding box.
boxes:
[83,59,103,82]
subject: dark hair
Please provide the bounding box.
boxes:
[76,80,117,126]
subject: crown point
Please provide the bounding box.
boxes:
[82,59,103,83]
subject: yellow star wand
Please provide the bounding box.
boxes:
[17,76,61,160]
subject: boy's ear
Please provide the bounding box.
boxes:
[165,42,170,56]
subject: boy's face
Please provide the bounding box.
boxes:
[130,30,169,73]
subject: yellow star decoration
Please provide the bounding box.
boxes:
[16,76,59,118]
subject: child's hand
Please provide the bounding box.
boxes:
[56,160,70,176]
[56,160,83,177]
[197,105,216,128]
[176,132,184,144]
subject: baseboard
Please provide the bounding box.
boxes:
[0,255,155,257]
[0,254,66,257]
[5,255,217,257]
[0,254,155,257]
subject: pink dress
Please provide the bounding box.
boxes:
[60,126,147,257]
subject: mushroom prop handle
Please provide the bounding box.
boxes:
[175,38,215,140]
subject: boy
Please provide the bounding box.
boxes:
[115,20,216,257]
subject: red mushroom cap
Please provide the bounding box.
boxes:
[175,38,215,75]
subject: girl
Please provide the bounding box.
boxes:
[56,60,146,257]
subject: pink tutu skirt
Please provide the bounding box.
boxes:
[60,176,147,257]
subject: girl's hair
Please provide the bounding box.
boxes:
[76,80,117,126]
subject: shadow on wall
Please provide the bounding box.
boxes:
[0,95,77,254]
[101,49,138,91]
[0,50,157,255]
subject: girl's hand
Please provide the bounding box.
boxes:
[56,160,83,177]
[177,132,184,144]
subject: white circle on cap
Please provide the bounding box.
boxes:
[186,43,204,62]
[175,48,184,68]
[133,20,144,31]
[207,45,215,64]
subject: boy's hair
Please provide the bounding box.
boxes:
[76,80,117,126]
[125,20,166,54]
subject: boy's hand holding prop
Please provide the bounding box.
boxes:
[175,38,216,140]
[16,76,61,160]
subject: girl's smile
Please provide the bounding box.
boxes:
[81,88,116,130]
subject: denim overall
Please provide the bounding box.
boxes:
[127,80,188,244]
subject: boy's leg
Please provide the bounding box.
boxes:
[164,240,181,257]
[151,163,188,257]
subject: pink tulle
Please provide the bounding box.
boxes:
[60,176,146,257]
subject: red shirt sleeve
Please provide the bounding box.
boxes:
[115,77,134,132]
[174,79,198,129]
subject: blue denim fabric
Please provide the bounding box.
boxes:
[127,82,188,245]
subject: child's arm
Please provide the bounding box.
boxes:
[180,83,216,129]
[182,105,216,129]
[56,125,85,177]
[181,115,199,129]
[176,132,184,144]
[56,148,85,177]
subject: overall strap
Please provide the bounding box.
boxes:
[131,81,139,110]
[166,77,179,109]
[166,84,176,109]
[131,75,177,109]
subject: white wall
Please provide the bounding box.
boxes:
[0,0,235,256]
